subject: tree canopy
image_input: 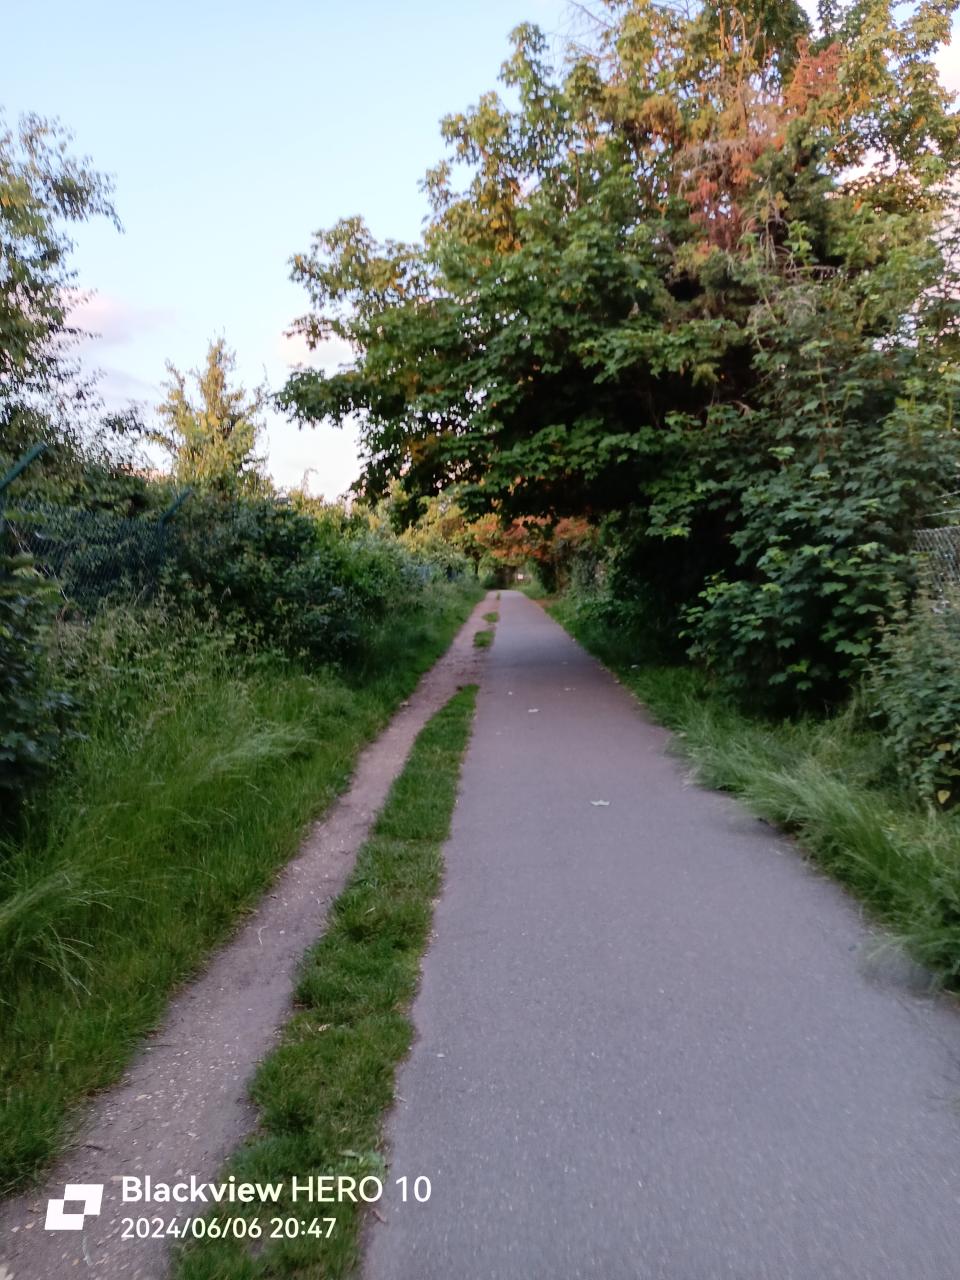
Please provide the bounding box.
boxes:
[281,0,960,705]
[154,339,267,496]
[0,112,117,463]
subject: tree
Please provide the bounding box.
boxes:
[280,0,960,706]
[0,112,117,464]
[0,115,119,809]
[155,340,268,496]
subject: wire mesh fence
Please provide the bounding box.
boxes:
[3,501,172,609]
[916,523,960,596]
[0,445,193,610]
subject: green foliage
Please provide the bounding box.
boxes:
[153,340,267,496]
[673,240,960,705]
[0,112,116,452]
[0,538,67,804]
[163,497,427,665]
[9,501,171,609]
[280,0,960,706]
[870,593,960,809]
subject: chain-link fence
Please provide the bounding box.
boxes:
[916,523,960,596]
[4,502,173,609]
[1,445,189,610]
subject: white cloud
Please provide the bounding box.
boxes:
[276,329,355,373]
[264,414,362,501]
[68,291,177,347]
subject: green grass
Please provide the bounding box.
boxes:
[473,627,494,648]
[172,686,477,1280]
[482,611,499,624]
[0,581,481,1195]
[551,596,960,988]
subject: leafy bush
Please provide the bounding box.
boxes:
[676,319,957,708]
[0,537,69,809]
[870,592,960,809]
[164,497,420,664]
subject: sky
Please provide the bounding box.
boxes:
[5,1,960,498]
[4,0,570,497]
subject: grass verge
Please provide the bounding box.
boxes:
[172,685,477,1280]
[0,581,481,1195]
[473,628,494,648]
[516,578,549,601]
[550,596,960,987]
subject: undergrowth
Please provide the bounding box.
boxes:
[0,580,480,1194]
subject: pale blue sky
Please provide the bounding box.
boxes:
[5,0,570,495]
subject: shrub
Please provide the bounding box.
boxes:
[0,537,69,810]
[870,591,960,809]
[163,498,417,665]
[680,389,950,710]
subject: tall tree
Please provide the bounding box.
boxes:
[155,340,267,495]
[280,0,960,705]
[0,113,116,462]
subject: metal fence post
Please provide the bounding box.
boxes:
[0,443,47,497]
[1,443,47,548]
[158,488,193,527]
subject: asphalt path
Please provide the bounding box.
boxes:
[364,590,960,1280]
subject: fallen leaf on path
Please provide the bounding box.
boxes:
[528,708,539,713]
[591,800,611,806]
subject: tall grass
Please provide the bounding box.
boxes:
[0,581,480,1194]
[551,596,960,988]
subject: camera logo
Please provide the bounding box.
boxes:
[44,1184,104,1231]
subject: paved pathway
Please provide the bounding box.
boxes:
[365,590,960,1280]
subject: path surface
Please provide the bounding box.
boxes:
[0,594,491,1280]
[365,590,960,1280]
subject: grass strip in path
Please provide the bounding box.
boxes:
[550,597,960,988]
[173,685,477,1280]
